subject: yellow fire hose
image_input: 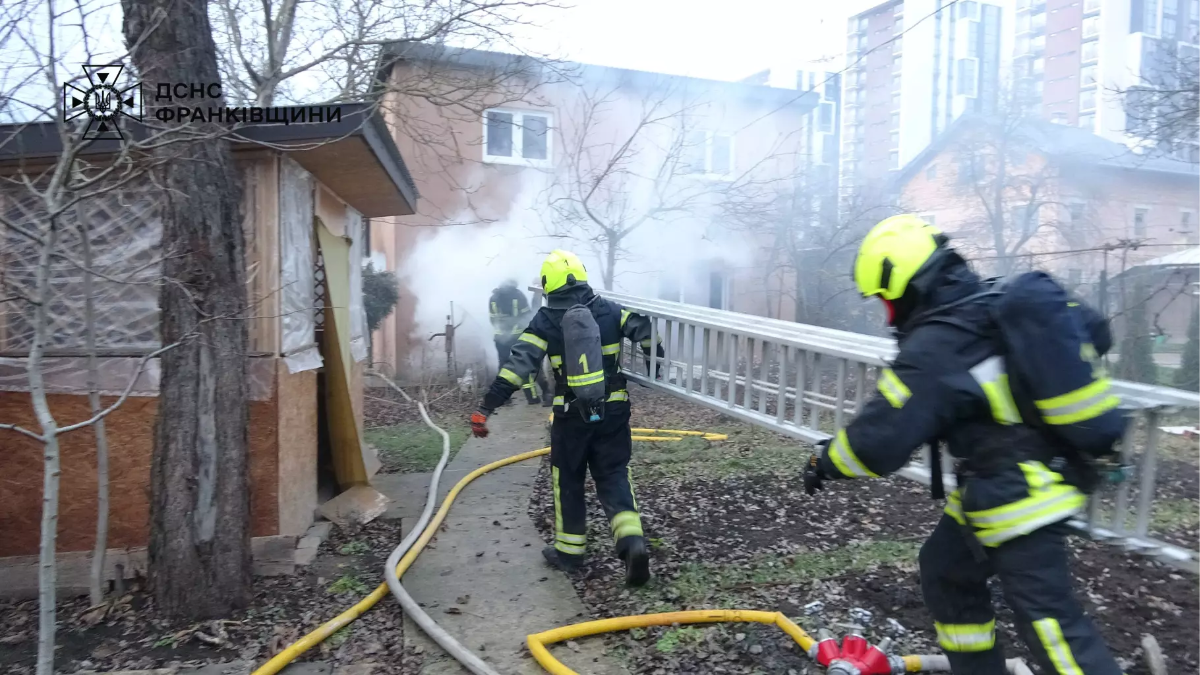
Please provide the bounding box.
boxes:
[254,422,998,675]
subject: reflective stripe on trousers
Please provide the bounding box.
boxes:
[935,619,996,652]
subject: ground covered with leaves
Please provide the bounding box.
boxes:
[530,387,1200,675]
[0,520,420,675]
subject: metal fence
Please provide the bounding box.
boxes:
[545,288,1200,573]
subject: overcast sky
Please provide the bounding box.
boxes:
[512,0,884,82]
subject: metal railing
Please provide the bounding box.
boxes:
[535,287,1200,573]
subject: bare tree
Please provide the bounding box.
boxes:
[209,0,564,106]
[1115,42,1199,162]
[720,164,894,330]
[940,111,1073,277]
[545,82,722,290]
[123,0,254,619]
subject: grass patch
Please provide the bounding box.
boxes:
[365,421,470,473]
[655,626,707,653]
[327,574,370,595]
[328,625,353,647]
[668,541,920,603]
[632,426,803,480]
[1100,498,1200,534]
[338,540,370,556]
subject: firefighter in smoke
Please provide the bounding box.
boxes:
[470,250,663,586]
[489,278,551,406]
[803,215,1126,675]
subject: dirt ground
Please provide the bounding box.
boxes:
[529,387,1200,675]
[0,521,421,675]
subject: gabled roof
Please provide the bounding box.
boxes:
[0,102,418,218]
[892,113,1199,190]
[374,44,820,111]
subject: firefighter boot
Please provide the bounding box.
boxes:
[542,546,583,573]
[616,535,651,587]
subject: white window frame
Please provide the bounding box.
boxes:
[684,130,736,180]
[482,108,554,167]
[1133,205,1151,237]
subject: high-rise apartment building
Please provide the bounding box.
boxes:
[841,0,1004,192]
[1016,0,1198,158]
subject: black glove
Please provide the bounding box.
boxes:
[803,449,827,496]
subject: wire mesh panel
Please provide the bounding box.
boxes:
[0,182,162,355]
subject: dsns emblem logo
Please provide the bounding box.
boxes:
[62,64,142,140]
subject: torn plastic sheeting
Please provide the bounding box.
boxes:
[0,356,276,400]
[279,157,323,375]
[347,207,368,363]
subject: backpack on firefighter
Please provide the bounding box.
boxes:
[561,302,607,423]
[986,271,1126,493]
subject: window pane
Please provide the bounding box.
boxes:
[521,114,548,160]
[486,111,513,157]
[1082,41,1098,62]
[711,134,732,175]
[819,102,834,132]
[1080,89,1096,110]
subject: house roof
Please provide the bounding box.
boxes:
[1138,247,1200,269]
[892,113,1200,190]
[0,102,418,218]
[374,43,821,111]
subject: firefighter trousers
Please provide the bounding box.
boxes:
[549,401,643,559]
[919,514,1122,675]
[495,337,550,402]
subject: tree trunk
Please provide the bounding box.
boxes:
[79,204,111,608]
[123,0,252,619]
[603,236,616,290]
[31,213,62,675]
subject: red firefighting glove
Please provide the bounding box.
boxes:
[470,410,490,438]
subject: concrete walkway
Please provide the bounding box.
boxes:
[372,403,627,675]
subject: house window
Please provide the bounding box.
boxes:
[484,109,551,165]
[1051,111,1069,124]
[1164,17,1177,36]
[891,130,900,148]
[1081,40,1099,62]
[1068,202,1086,226]
[1145,0,1159,35]
[708,270,727,310]
[1079,112,1095,129]
[1083,15,1100,38]
[1033,57,1045,75]
[1079,88,1096,110]
[818,102,835,133]
[956,59,979,96]
[894,54,903,72]
[889,150,900,169]
[683,131,735,178]
[1084,0,1100,12]
[1134,207,1149,237]
[959,0,980,20]
[893,35,903,52]
[894,16,904,32]
[890,111,900,128]
[926,164,938,179]
[1081,65,1098,87]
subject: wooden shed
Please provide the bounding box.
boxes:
[0,103,417,596]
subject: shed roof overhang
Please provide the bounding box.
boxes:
[0,102,417,218]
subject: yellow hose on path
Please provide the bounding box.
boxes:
[256,426,952,675]
[251,447,550,675]
[527,610,815,675]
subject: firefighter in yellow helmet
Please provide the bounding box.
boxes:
[488,279,551,406]
[803,215,1125,674]
[470,250,664,586]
